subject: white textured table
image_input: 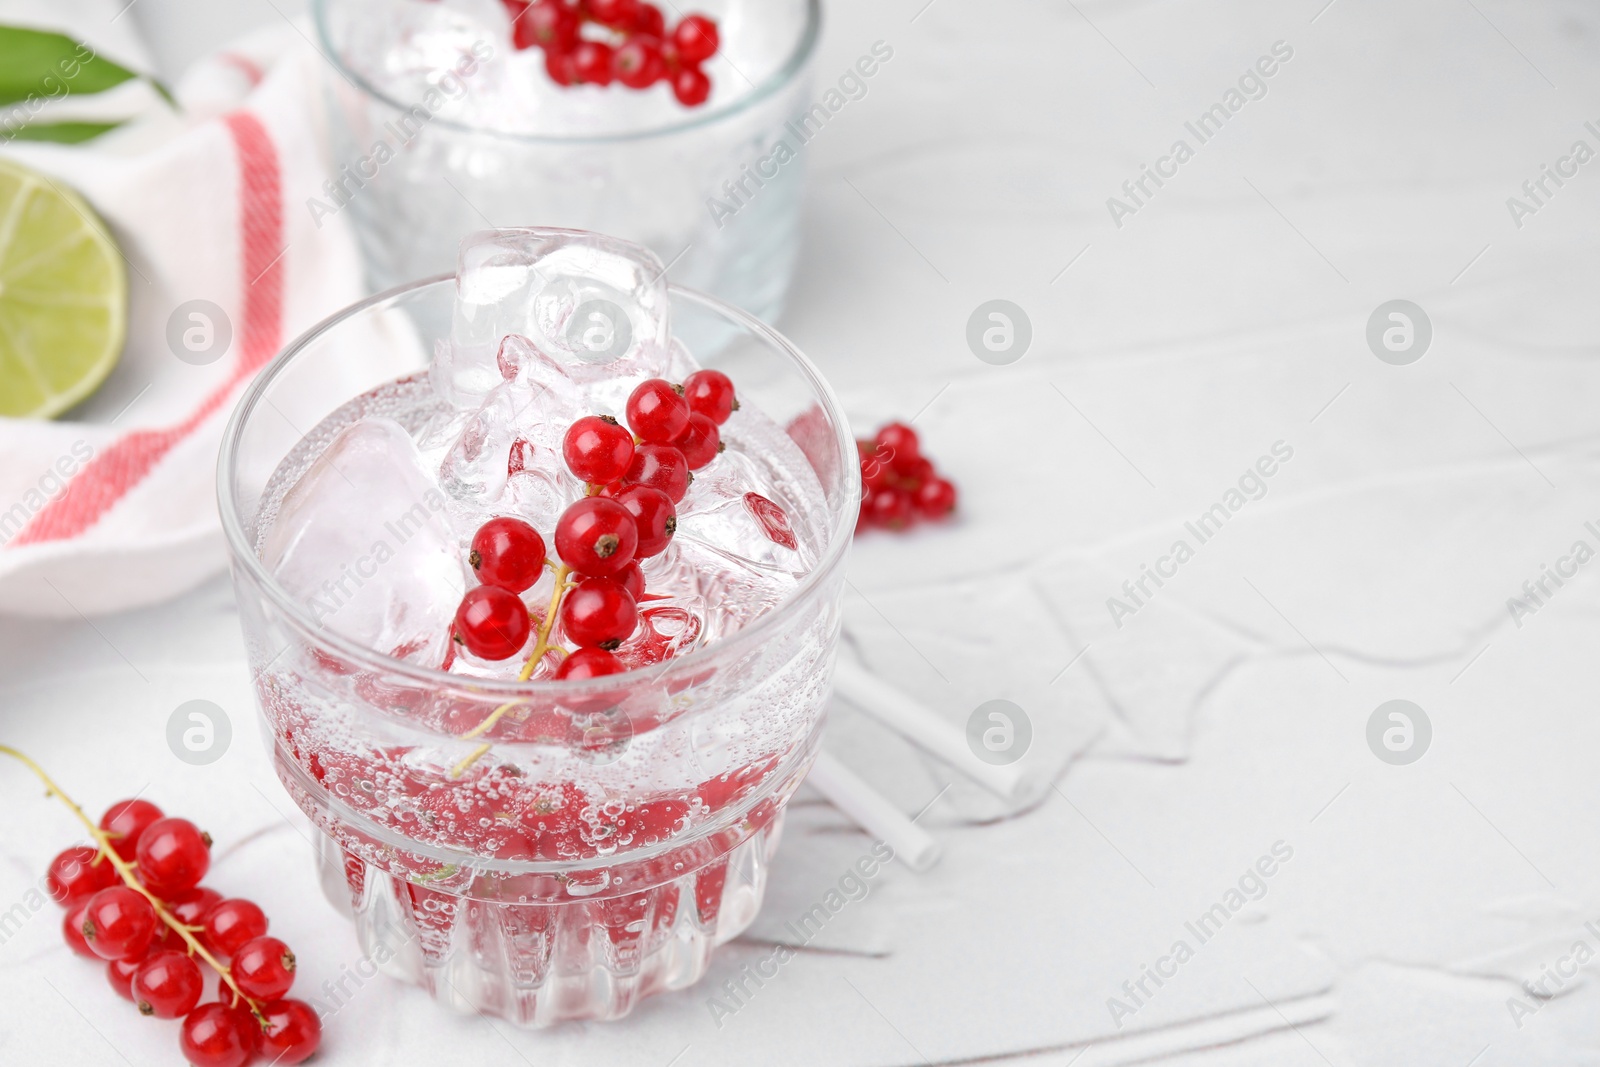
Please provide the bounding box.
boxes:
[5,0,1600,1063]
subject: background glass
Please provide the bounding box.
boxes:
[315,0,822,322]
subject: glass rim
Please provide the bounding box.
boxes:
[311,0,824,146]
[216,271,860,700]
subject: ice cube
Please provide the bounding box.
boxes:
[262,417,466,666]
[674,408,824,575]
[329,0,509,103]
[434,336,586,532]
[444,229,672,403]
[435,390,584,536]
[639,537,797,645]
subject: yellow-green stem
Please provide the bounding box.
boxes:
[449,564,573,777]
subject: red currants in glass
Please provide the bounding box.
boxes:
[626,378,691,444]
[682,369,737,425]
[454,585,533,660]
[563,414,636,486]
[560,577,640,650]
[470,516,547,594]
[555,497,639,577]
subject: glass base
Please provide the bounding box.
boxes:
[313,814,781,1027]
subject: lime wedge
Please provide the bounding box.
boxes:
[0,156,126,419]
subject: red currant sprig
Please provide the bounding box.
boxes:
[502,0,721,106]
[445,366,742,774]
[856,421,957,533]
[0,747,323,1066]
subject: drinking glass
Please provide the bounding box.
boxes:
[314,0,821,321]
[217,275,857,1026]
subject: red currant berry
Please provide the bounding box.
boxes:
[470,517,547,594]
[563,415,635,485]
[180,1003,258,1067]
[64,900,98,958]
[865,486,915,531]
[614,39,664,88]
[233,935,297,1000]
[201,898,267,958]
[107,950,150,1000]
[895,454,934,486]
[554,646,626,681]
[915,476,957,518]
[672,64,711,106]
[506,0,535,49]
[859,445,894,490]
[874,422,919,464]
[673,14,719,63]
[612,485,677,557]
[560,577,639,650]
[633,2,665,37]
[133,949,204,1018]
[164,886,223,948]
[545,47,577,85]
[261,999,322,1065]
[521,0,579,51]
[620,443,691,503]
[100,799,163,861]
[573,40,615,85]
[614,560,644,602]
[82,886,158,961]
[588,0,639,28]
[626,379,691,444]
[673,412,722,470]
[46,846,118,905]
[555,497,639,577]
[134,818,211,898]
[682,369,737,425]
[453,585,532,660]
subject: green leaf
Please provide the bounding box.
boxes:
[0,26,176,112]
[5,120,121,144]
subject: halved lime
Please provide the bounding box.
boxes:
[0,156,126,419]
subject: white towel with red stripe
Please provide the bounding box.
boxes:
[0,22,367,617]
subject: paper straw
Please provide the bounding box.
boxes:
[831,659,1035,804]
[807,751,942,872]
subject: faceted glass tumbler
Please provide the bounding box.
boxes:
[314,0,821,321]
[217,276,858,1026]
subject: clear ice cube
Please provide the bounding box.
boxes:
[441,228,672,406]
[329,0,508,99]
[674,409,820,576]
[262,417,467,666]
[434,361,586,535]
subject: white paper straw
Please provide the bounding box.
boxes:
[831,659,1034,804]
[807,751,941,872]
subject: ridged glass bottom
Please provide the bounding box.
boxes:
[313,815,781,1027]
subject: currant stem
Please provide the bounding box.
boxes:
[449,563,574,777]
[0,745,269,1027]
